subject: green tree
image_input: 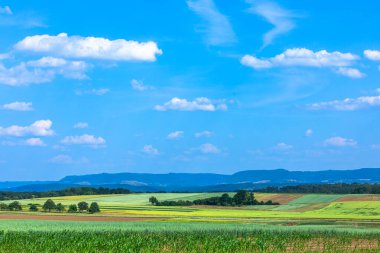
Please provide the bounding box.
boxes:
[78,201,89,212]
[149,196,158,205]
[56,203,65,212]
[8,201,22,211]
[0,202,9,210]
[42,199,56,212]
[88,202,100,213]
[29,204,38,212]
[233,190,251,205]
[68,204,77,213]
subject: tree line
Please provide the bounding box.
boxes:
[257,183,380,194]
[0,199,100,214]
[149,190,279,206]
[0,187,130,201]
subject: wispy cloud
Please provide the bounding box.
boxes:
[167,131,184,140]
[187,0,236,46]
[241,48,358,70]
[155,97,227,111]
[336,67,365,79]
[0,6,12,15]
[61,134,106,147]
[131,79,154,91]
[195,130,213,138]
[246,0,299,48]
[75,88,109,96]
[142,145,160,155]
[324,136,357,147]
[2,101,33,111]
[306,94,380,111]
[199,143,220,154]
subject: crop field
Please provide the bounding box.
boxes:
[1,192,380,252]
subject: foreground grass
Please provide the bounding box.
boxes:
[0,229,378,253]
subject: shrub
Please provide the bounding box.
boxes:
[8,201,22,211]
[56,203,65,212]
[78,202,88,212]
[88,202,100,213]
[29,204,38,212]
[42,199,56,212]
[67,204,77,213]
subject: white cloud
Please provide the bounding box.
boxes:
[195,130,213,138]
[187,0,236,45]
[0,57,89,86]
[15,33,162,62]
[73,122,89,129]
[142,145,160,155]
[364,50,380,61]
[246,0,298,48]
[167,131,184,140]
[27,57,89,79]
[49,154,88,164]
[155,97,227,111]
[241,48,358,70]
[61,134,105,146]
[75,88,109,96]
[2,101,33,111]
[25,138,45,146]
[306,94,380,111]
[0,6,12,15]
[199,143,220,154]
[336,67,365,79]
[131,79,153,91]
[274,142,293,150]
[305,129,313,137]
[0,120,53,137]
[324,136,357,147]
[371,144,380,150]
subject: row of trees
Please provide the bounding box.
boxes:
[149,190,279,207]
[37,199,100,214]
[258,183,380,194]
[0,201,22,211]
[0,200,100,214]
[0,187,131,201]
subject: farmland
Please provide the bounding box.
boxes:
[1,192,380,252]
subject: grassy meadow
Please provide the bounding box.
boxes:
[1,192,380,252]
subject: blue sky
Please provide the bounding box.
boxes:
[1,0,380,180]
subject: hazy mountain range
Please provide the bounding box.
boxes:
[1,168,380,192]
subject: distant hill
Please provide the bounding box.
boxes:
[1,168,380,192]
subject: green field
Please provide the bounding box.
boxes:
[1,192,380,252]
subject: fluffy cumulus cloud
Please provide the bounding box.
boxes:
[0,120,53,137]
[199,143,220,154]
[364,50,380,61]
[241,48,358,70]
[15,33,163,62]
[155,97,227,111]
[130,79,154,91]
[324,136,357,147]
[246,0,298,48]
[73,122,89,129]
[25,138,45,146]
[142,145,160,155]
[306,94,380,111]
[336,67,365,79]
[167,131,184,140]
[61,134,105,146]
[0,57,89,86]
[2,101,33,111]
[0,6,12,15]
[195,130,213,138]
[187,0,236,45]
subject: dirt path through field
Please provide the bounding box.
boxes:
[0,213,159,222]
